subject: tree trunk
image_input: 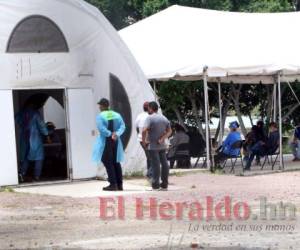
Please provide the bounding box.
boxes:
[248,112,254,127]
[229,84,248,137]
[172,107,188,131]
[190,96,205,140]
[233,100,248,137]
[214,102,229,144]
[283,104,300,120]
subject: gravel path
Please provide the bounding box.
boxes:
[0,171,299,249]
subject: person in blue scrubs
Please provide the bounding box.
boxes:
[215,121,242,166]
[16,101,50,182]
[92,98,126,191]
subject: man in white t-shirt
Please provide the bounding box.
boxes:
[135,102,152,178]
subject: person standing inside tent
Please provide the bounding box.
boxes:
[290,121,300,161]
[92,98,126,191]
[135,102,152,179]
[142,101,172,190]
[16,101,50,182]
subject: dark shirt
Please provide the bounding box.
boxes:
[266,130,279,154]
[255,128,267,143]
[295,126,300,140]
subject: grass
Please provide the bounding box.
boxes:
[123,170,145,180]
[0,187,14,193]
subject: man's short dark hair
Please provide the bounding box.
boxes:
[269,122,278,129]
[148,101,159,112]
[98,98,110,108]
[143,102,149,112]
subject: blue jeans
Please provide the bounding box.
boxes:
[291,141,300,159]
[245,142,266,169]
[140,142,152,178]
[20,160,43,178]
[149,150,169,189]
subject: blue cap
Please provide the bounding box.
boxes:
[229,121,239,129]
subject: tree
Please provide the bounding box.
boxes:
[88,0,300,136]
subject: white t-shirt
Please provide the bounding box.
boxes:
[135,112,149,142]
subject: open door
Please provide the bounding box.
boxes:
[0,90,18,186]
[67,88,97,179]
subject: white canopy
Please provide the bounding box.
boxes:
[120,5,300,83]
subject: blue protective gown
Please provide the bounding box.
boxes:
[92,110,126,164]
[16,108,48,162]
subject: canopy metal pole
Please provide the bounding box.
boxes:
[203,67,211,170]
[277,73,284,169]
[218,79,223,147]
[273,83,277,121]
[153,81,158,102]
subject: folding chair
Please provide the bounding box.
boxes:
[261,146,282,170]
[187,132,206,168]
[173,143,191,168]
[222,140,244,173]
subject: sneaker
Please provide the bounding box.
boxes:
[103,184,118,191]
[159,183,168,191]
[151,185,160,191]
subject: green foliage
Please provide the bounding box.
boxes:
[86,0,300,130]
[0,187,14,193]
[86,0,296,30]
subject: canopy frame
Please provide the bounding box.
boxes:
[204,69,285,170]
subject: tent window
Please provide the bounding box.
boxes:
[110,74,132,149]
[7,15,69,53]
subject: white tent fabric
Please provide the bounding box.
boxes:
[120,5,300,83]
[0,0,155,185]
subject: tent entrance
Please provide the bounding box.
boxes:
[13,89,69,183]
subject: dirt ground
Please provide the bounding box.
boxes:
[0,171,299,250]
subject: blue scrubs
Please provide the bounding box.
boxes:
[16,108,48,177]
[92,110,126,164]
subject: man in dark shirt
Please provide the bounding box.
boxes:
[245,122,279,170]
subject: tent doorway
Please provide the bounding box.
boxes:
[13,89,69,183]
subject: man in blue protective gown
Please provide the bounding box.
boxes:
[92,98,126,191]
[16,102,50,182]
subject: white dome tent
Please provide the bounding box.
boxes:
[0,0,155,186]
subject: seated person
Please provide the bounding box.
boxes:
[243,125,259,164]
[46,122,61,144]
[167,123,190,168]
[255,120,267,165]
[245,122,279,170]
[215,121,242,166]
[290,122,300,161]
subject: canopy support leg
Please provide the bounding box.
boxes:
[277,73,284,169]
[203,68,211,170]
[218,79,223,147]
[153,81,158,102]
[273,83,277,121]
